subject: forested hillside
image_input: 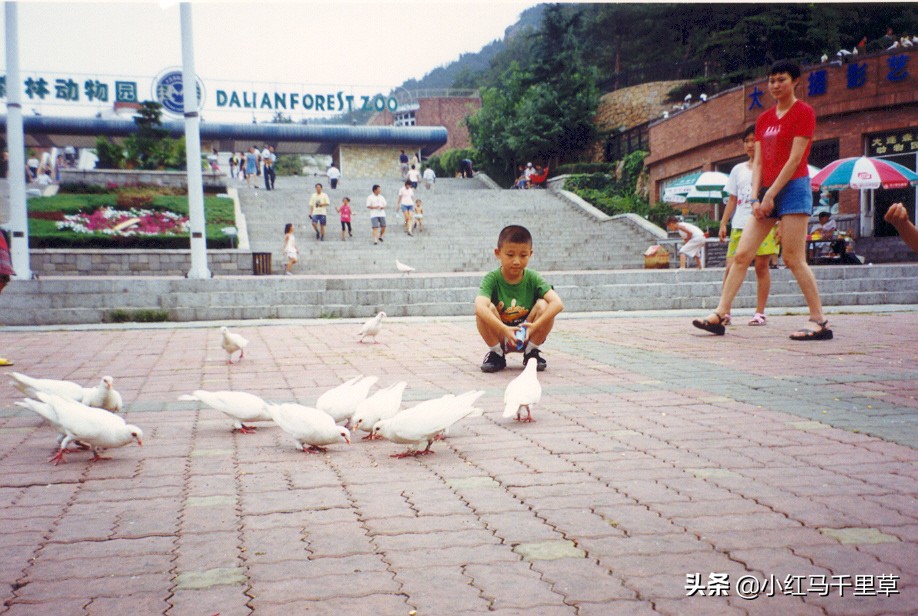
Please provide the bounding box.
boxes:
[405,3,917,92]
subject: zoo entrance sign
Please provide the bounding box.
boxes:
[0,67,401,117]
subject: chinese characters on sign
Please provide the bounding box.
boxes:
[867,129,917,156]
[14,74,139,103]
[758,54,911,105]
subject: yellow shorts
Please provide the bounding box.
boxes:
[727,227,779,258]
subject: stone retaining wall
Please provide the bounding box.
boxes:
[59,168,227,190]
[29,249,261,277]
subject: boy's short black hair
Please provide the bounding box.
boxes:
[497,225,532,248]
[742,124,756,140]
[818,211,831,220]
[769,60,801,80]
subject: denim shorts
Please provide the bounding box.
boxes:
[312,214,327,226]
[371,216,386,229]
[401,204,414,212]
[760,176,812,218]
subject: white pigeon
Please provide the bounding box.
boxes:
[820,53,829,63]
[350,381,408,439]
[267,402,351,453]
[11,372,123,413]
[316,375,379,425]
[396,259,415,274]
[221,326,249,364]
[357,312,386,344]
[28,392,142,465]
[372,390,484,458]
[16,398,77,449]
[503,358,542,423]
[179,390,272,433]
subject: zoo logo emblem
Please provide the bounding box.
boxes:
[152,69,205,116]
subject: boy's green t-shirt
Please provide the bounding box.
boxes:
[479,268,553,326]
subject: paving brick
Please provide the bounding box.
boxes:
[85,591,170,615]
[167,586,252,616]
[465,562,565,610]
[530,558,636,602]
[394,565,488,613]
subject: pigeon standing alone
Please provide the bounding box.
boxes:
[11,372,123,413]
[503,358,542,422]
[221,326,249,364]
[372,390,484,458]
[396,259,415,274]
[179,390,273,433]
[316,375,379,425]
[350,381,408,439]
[267,402,351,453]
[23,392,142,465]
[357,312,386,344]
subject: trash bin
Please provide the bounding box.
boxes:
[252,252,272,275]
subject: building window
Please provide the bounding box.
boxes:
[394,111,416,127]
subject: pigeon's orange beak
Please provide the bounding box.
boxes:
[136,436,143,447]
[345,435,351,445]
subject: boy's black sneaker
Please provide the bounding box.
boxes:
[523,348,547,371]
[480,351,507,373]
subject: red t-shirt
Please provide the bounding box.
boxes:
[755,100,815,188]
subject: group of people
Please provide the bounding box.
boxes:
[229,144,276,190]
[280,181,429,274]
[513,162,548,189]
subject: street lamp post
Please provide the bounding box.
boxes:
[4,1,33,280]
[180,2,211,279]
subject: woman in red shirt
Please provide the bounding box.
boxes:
[693,61,831,340]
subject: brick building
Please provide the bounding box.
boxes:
[645,49,917,239]
[369,90,481,154]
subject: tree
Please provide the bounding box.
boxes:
[124,101,170,170]
[466,5,600,184]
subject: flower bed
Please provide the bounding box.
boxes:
[57,206,189,237]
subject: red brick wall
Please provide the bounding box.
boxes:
[368,97,482,153]
[647,50,918,206]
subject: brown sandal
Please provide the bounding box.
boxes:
[692,312,726,336]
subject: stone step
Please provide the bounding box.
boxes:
[3,265,915,325]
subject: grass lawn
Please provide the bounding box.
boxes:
[27,194,237,249]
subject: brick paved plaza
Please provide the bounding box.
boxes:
[0,309,916,615]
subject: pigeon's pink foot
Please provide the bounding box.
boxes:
[302,445,327,454]
[391,450,421,459]
[234,425,257,434]
[89,453,112,462]
[361,433,379,441]
[49,449,68,465]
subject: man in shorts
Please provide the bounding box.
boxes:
[366,184,387,245]
[309,183,330,241]
[719,125,780,326]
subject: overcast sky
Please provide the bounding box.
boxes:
[1,0,538,120]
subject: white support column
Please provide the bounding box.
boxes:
[180,2,211,279]
[4,1,32,279]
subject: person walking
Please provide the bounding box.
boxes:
[282,223,298,275]
[327,163,341,190]
[309,183,330,241]
[366,184,387,245]
[245,146,259,189]
[397,180,417,236]
[336,197,353,241]
[692,61,831,341]
[719,125,780,326]
[262,145,276,190]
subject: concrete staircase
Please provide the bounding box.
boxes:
[3,264,917,325]
[240,176,658,274]
[3,175,917,325]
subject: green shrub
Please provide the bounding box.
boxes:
[107,309,170,323]
[275,154,303,176]
[427,148,477,178]
[556,162,617,175]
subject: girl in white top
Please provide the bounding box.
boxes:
[282,223,298,275]
[397,180,416,236]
